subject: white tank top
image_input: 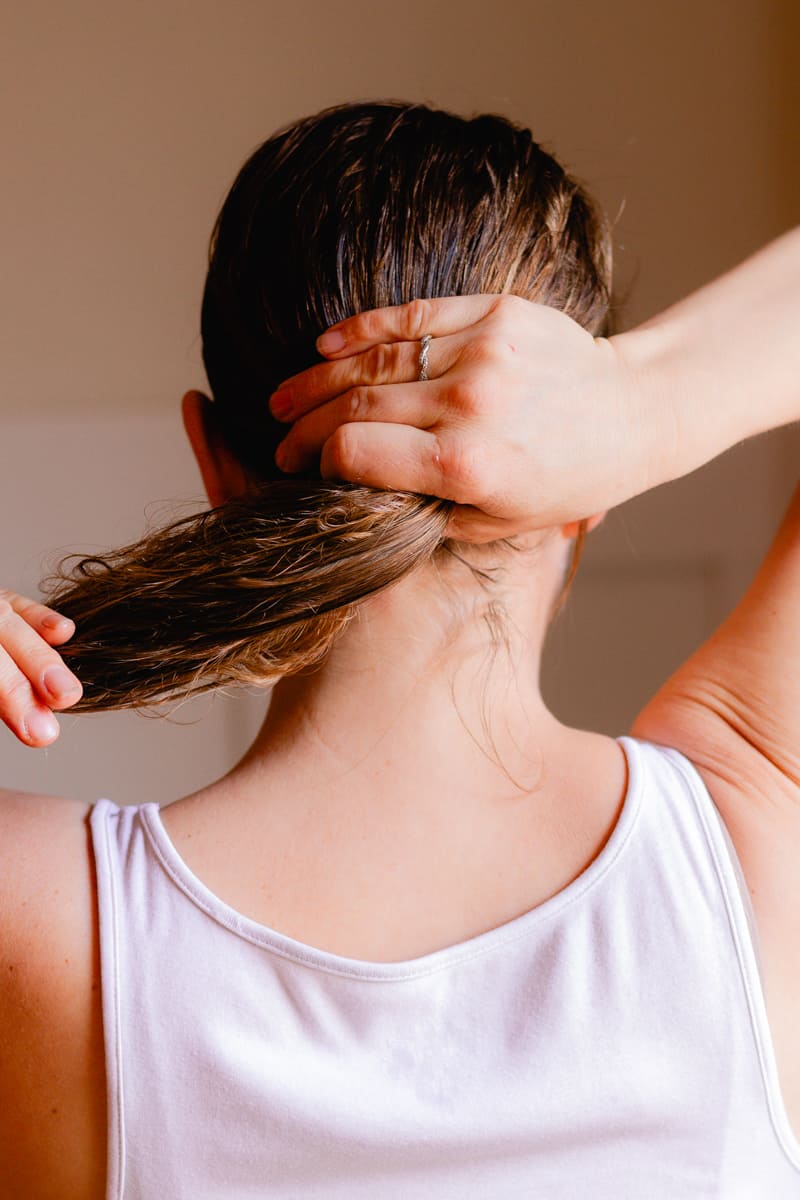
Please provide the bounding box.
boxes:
[89,735,800,1198]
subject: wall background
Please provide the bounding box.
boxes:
[1,0,798,803]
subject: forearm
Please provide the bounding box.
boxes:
[617,225,800,491]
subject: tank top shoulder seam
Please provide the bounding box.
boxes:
[660,751,800,1172]
[131,748,646,982]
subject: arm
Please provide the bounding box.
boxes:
[622,223,800,490]
[626,231,800,1049]
[630,482,800,791]
[624,224,800,784]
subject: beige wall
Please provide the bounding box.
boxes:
[2,1,798,801]
[2,0,794,416]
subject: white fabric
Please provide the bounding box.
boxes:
[89,735,800,1198]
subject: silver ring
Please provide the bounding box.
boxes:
[418,334,432,382]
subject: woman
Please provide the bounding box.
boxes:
[1,101,799,1197]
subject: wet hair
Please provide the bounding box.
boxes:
[45,100,613,712]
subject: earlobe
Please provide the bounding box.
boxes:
[181,390,248,508]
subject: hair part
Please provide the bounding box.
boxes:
[45,100,612,712]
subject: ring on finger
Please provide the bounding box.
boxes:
[418,334,432,382]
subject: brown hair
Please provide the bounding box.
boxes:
[45,101,612,712]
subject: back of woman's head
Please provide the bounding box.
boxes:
[48,100,613,712]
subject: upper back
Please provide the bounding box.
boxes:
[67,736,800,1195]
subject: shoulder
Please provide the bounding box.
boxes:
[0,789,107,1199]
[630,688,800,915]
[630,694,800,1024]
[0,790,99,972]
[630,690,800,867]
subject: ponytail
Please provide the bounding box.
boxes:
[43,482,452,712]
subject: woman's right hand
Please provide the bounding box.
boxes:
[269,294,666,542]
[0,590,82,747]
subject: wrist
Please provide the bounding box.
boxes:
[613,227,800,493]
[601,322,685,500]
[609,309,753,497]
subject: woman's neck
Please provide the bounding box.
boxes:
[221,554,575,811]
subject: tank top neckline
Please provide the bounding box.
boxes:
[121,734,646,981]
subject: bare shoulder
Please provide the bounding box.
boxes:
[629,693,800,919]
[0,789,106,1200]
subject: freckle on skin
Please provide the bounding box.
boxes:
[51,1107,58,1115]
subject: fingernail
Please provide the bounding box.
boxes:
[43,665,81,699]
[25,709,59,743]
[42,613,73,631]
[270,389,292,420]
[317,329,346,354]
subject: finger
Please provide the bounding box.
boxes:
[445,507,531,544]
[0,599,82,712]
[319,429,546,546]
[319,422,489,510]
[0,645,60,747]
[270,335,458,422]
[315,295,503,358]
[275,382,442,475]
[0,588,76,645]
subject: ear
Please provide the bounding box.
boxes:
[181,390,250,508]
[561,513,606,539]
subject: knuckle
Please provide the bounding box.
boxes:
[462,333,509,367]
[347,387,372,420]
[405,297,432,340]
[449,376,485,415]
[366,342,394,382]
[491,293,525,324]
[436,437,489,503]
[356,311,379,341]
